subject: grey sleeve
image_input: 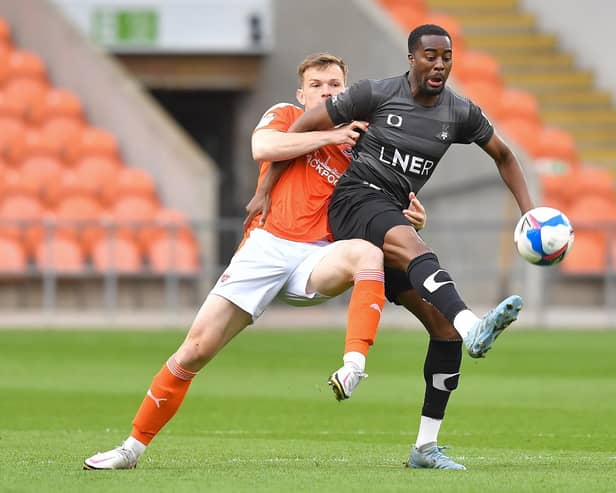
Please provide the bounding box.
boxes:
[325,79,374,125]
[461,101,494,146]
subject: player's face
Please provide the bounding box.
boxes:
[408,35,452,99]
[296,64,346,111]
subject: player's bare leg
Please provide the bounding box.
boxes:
[83,295,251,470]
[308,239,385,401]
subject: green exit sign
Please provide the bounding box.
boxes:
[92,8,159,46]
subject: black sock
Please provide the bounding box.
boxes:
[421,339,462,420]
[406,252,467,325]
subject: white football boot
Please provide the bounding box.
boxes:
[327,363,368,401]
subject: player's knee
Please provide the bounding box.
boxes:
[346,239,384,269]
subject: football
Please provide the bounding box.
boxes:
[514,207,574,266]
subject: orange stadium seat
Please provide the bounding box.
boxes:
[72,155,121,202]
[0,194,45,255]
[453,51,503,87]
[52,195,103,247]
[29,88,84,125]
[64,127,119,164]
[0,90,27,119]
[35,236,84,273]
[497,117,542,157]
[137,208,196,253]
[3,77,48,120]
[0,17,12,46]
[0,236,27,274]
[44,169,96,207]
[91,236,143,274]
[0,169,39,200]
[384,3,427,30]
[7,127,62,164]
[425,13,464,50]
[41,116,86,159]
[573,166,615,201]
[535,127,579,165]
[111,196,159,245]
[7,50,46,81]
[460,80,504,120]
[147,236,199,274]
[539,171,575,208]
[560,230,607,275]
[101,167,157,206]
[0,116,25,161]
[19,154,64,200]
[499,88,541,125]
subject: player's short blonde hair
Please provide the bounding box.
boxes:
[297,53,348,87]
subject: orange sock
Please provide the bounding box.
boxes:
[345,269,385,355]
[131,354,197,445]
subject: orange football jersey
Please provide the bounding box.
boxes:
[247,103,352,243]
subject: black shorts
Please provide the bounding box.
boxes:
[328,184,414,303]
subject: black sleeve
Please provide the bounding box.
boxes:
[460,101,494,146]
[325,79,374,125]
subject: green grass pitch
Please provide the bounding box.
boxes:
[1,327,615,492]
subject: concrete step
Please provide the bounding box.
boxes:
[543,110,616,125]
[535,91,613,107]
[464,33,558,52]
[500,53,576,73]
[504,72,594,91]
[427,0,519,12]
[457,12,536,33]
[579,148,616,165]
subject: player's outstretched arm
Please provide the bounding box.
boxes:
[482,132,535,214]
[288,100,337,132]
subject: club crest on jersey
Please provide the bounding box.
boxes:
[437,124,449,141]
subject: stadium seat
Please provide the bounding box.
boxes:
[559,230,607,275]
[535,127,579,165]
[40,116,85,157]
[573,166,615,201]
[7,50,47,81]
[44,169,97,207]
[147,236,199,274]
[539,172,575,208]
[101,167,158,206]
[137,208,196,254]
[0,116,26,160]
[497,117,542,157]
[453,50,503,87]
[64,127,119,164]
[72,155,121,202]
[0,169,39,200]
[35,236,84,273]
[384,3,427,30]
[111,195,159,247]
[0,90,27,118]
[0,236,27,274]
[30,88,84,125]
[0,194,45,255]
[499,88,541,125]
[7,127,62,164]
[425,13,464,50]
[460,80,504,120]
[0,17,11,46]
[91,236,142,274]
[3,77,48,120]
[19,154,64,199]
[53,195,103,244]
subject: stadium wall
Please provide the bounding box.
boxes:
[0,0,220,276]
[233,0,540,305]
[520,0,616,103]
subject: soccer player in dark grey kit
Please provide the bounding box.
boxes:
[284,24,535,469]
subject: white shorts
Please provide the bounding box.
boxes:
[210,228,337,320]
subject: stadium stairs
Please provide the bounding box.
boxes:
[0,0,220,319]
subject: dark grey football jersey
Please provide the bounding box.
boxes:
[325,72,494,207]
